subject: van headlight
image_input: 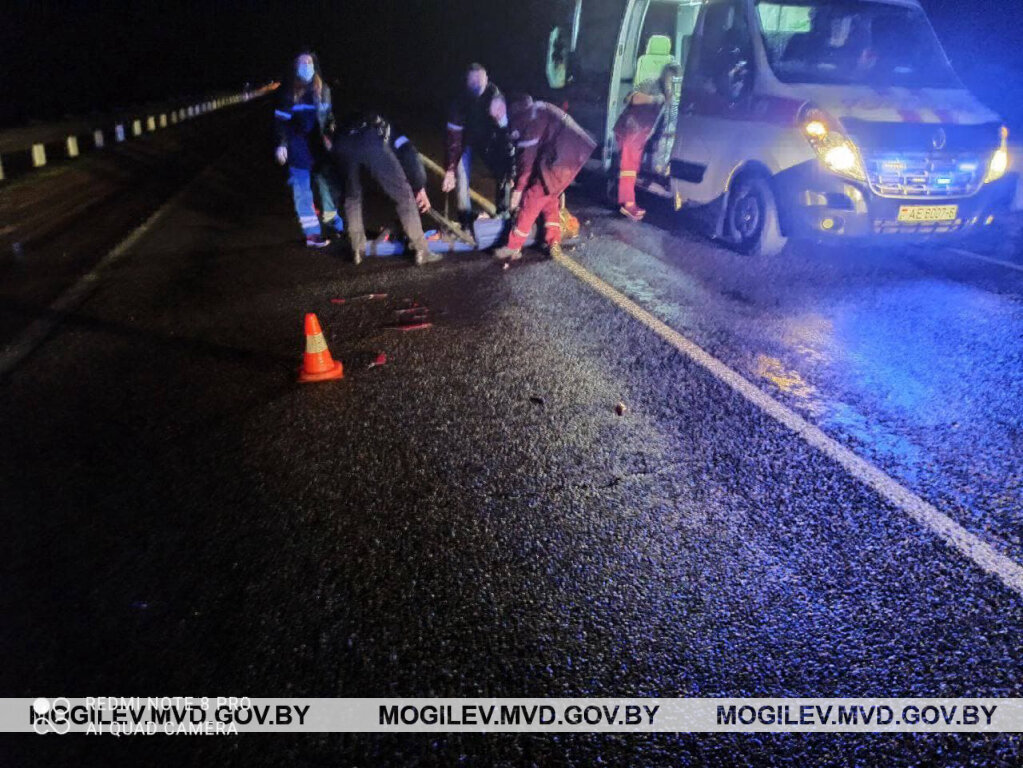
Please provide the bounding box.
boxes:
[801,112,866,182]
[985,125,1010,184]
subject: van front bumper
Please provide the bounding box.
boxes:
[776,162,1017,241]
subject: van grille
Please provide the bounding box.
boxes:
[864,151,985,199]
[873,219,967,235]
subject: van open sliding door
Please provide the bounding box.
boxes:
[549,0,633,169]
[630,1,702,188]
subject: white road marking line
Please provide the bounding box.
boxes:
[947,247,1023,274]
[554,250,1023,598]
[423,149,1023,598]
[0,153,228,377]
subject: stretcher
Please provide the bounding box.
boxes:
[357,200,580,256]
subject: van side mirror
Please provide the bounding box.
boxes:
[546,26,569,89]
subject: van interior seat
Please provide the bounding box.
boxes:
[635,34,676,86]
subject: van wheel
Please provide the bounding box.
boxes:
[726,174,787,257]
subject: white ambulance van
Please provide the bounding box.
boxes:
[545,0,1016,255]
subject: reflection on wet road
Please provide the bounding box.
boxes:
[570,197,1023,558]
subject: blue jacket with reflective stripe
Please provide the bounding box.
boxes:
[275,85,333,170]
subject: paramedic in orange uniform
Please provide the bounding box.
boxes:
[613,62,683,221]
[491,94,596,261]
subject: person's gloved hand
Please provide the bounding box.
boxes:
[275,146,288,165]
[441,170,456,193]
[510,189,523,211]
[415,189,431,213]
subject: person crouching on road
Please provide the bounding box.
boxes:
[613,62,683,222]
[492,94,596,262]
[274,51,345,248]
[330,112,440,267]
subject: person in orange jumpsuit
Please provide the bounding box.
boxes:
[491,94,596,261]
[613,62,683,221]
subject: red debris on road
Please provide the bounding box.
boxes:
[330,293,389,305]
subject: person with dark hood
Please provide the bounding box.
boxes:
[330,111,440,267]
[441,63,514,226]
[491,94,596,262]
[274,51,344,247]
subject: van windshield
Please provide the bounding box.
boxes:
[756,0,960,88]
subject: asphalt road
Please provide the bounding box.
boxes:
[3,109,1023,766]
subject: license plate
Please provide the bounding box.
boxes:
[897,205,958,223]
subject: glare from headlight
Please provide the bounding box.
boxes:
[799,107,866,181]
[804,120,828,138]
[986,147,1009,183]
[824,144,858,174]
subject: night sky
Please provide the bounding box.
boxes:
[2,0,1021,129]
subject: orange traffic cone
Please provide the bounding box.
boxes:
[298,313,344,383]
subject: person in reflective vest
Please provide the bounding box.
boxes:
[331,112,440,267]
[442,63,514,226]
[492,94,596,261]
[274,51,344,247]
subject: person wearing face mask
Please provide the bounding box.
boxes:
[442,63,514,227]
[274,51,344,248]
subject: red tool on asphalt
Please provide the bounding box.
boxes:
[330,293,388,305]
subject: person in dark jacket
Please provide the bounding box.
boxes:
[274,51,344,247]
[331,112,440,266]
[492,94,596,261]
[441,63,514,225]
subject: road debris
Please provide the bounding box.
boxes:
[330,293,388,305]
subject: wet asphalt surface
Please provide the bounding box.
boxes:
[2,110,1023,766]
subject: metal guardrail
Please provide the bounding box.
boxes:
[0,84,278,182]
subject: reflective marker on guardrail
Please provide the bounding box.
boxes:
[0,89,259,183]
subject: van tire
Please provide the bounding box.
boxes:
[726,174,787,257]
